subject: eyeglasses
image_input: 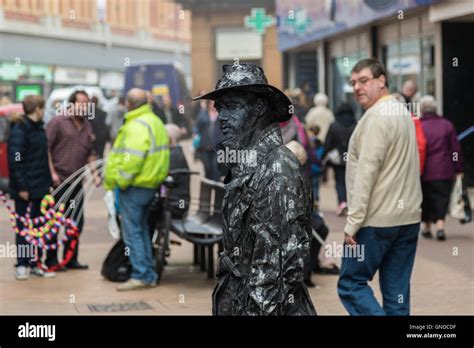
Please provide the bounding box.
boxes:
[349,76,377,88]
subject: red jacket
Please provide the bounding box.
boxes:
[412,117,426,175]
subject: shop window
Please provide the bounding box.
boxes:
[382,42,399,91]
[382,36,435,99]
[295,52,317,93]
[421,36,435,97]
[331,50,368,118]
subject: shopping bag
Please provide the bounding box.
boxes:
[449,176,472,223]
[103,190,120,239]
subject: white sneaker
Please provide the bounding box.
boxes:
[117,278,157,291]
[15,266,29,280]
[30,267,56,278]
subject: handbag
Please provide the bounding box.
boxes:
[449,176,472,224]
[325,148,342,166]
[103,190,120,239]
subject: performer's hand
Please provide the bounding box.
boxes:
[51,172,61,187]
[344,233,357,246]
[18,191,29,201]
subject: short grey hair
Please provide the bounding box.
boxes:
[314,93,328,107]
[126,88,148,110]
[419,95,437,114]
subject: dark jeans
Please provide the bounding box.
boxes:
[311,176,320,202]
[14,197,42,267]
[333,165,347,204]
[200,150,221,181]
[45,183,84,266]
[337,223,419,315]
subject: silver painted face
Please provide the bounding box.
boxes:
[214,93,254,141]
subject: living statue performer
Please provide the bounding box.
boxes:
[194,63,316,315]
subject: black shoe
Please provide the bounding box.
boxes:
[65,261,89,270]
[421,230,433,239]
[436,229,446,241]
[304,279,315,288]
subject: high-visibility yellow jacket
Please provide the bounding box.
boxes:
[104,104,169,191]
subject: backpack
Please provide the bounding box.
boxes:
[101,239,132,282]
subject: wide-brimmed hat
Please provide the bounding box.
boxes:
[193,63,292,122]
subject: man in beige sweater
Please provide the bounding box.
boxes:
[337,58,422,315]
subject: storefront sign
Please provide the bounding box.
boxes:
[276,0,439,51]
[99,71,124,90]
[54,67,98,85]
[216,28,263,60]
[15,84,43,101]
[0,62,27,81]
[244,8,275,34]
[387,56,421,75]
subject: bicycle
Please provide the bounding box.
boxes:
[150,168,199,281]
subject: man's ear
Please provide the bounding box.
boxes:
[379,75,387,89]
[255,97,268,117]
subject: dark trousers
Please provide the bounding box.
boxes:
[334,165,347,204]
[421,179,453,223]
[45,183,84,266]
[14,197,42,267]
[200,150,221,181]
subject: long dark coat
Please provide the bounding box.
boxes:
[212,123,317,315]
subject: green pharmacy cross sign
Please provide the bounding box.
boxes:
[285,8,312,34]
[244,8,275,34]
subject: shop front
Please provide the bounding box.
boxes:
[378,12,436,105]
[327,30,371,113]
[277,0,439,102]
[0,61,54,102]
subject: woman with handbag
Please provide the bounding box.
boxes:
[419,96,464,241]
